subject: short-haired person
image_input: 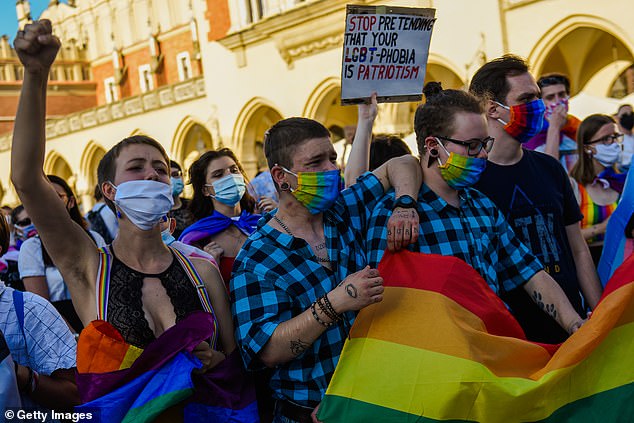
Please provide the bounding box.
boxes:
[11,21,237,418]
[615,104,634,170]
[231,108,422,422]
[366,83,585,338]
[470,55,603,344]
[524,73,581,172]
[569,114,621,266]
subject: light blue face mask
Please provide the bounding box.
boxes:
[161,228,176,246]
[206,173,246,206]
[171,177,184,196]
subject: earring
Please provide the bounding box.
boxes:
[427,149,439,168]
[116,210,122,219]
[280,182,290,191]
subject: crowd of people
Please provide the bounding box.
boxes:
[1,19,634,422]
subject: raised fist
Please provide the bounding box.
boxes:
[13,19,61,74]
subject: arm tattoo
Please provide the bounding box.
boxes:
[290,338,310,356]
[346,284,358,298]
[532,291,558,320]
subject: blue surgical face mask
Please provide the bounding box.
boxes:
[111,180,174,231]
[171,177,184,196]
[161,228,176,246]
[206,173,246,206]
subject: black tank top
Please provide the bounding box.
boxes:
[106,246,204,348]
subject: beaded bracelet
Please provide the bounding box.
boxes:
[310,301,334,328]
[318,295,341,322]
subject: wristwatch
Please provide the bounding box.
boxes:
[392,195,416,210]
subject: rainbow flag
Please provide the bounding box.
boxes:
[318,250,634,422]
[76,311,258,422]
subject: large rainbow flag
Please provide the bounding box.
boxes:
[75,311,258,422]
[318,250,634,422]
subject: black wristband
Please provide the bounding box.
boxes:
[392,195,416,210]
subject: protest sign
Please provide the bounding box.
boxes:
[341,5,436,104]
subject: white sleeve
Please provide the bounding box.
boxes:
[23,293,77,374]
[17,238,45,278]
[89,230,107,248]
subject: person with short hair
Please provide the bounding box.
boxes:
[231,109,421,422]
[365,82,585,339]
[615,104,634,170]
[11,20,245,420]
[469,55,603,344]
[85,183,118,243]
[523,73,581,172]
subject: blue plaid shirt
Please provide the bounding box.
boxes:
[231,172,384,407]
[366,184,543,294]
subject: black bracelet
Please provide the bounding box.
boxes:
[316,297,337,323]
[310,302,333,328]
[320,294,341,321]
[20,366,33,394]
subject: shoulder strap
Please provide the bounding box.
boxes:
[95,246,112,321]
[170,246,218,349]
[97,204,107,213]
[12,289,25,335]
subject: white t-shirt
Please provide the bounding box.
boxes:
[18,232,106,302]
[86,202,119,240]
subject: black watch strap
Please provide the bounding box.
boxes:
[392,195,416,210]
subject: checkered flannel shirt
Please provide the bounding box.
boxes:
[230,172,384,407]
[366,184,544,294]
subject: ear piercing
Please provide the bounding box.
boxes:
[280,182,290,191]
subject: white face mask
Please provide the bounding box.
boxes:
[111,180,174,231]
[593,143,622,167]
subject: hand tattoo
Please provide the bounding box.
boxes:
[395,209,416,219]
[346,284,358,298]
[315,242,327,251]
[290,338,310,356]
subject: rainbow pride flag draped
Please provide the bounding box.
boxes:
[318,250,634,422]
[75,311,258,423]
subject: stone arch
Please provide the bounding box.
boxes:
[43,151,77,198]
[232,98,284,177]
[426,53,466,89]
[79,141,107,208]
[171,117,214,195]
[528,15,634,96]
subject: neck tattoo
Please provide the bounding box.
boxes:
[272,214,332,263]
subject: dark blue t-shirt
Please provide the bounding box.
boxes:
[475,149,584,343]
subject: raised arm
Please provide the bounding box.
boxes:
[11,21,98,294]
[344,93,378,187]
[543,105,567,160]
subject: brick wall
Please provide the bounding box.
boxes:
[205,0,232,41]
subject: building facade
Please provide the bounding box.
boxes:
[0,0,633,207]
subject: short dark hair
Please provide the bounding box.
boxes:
[93,184,103,201]
[369,135,412,171]
[617,104,633,115]
[97,135,170,212]
[10,205,24,225]
[188,148,256,221]
[170,159,182,171]
[469,54,530,103]
[264,117,330,171]
[570,114,616,185]
[415,82,484,154]
[537,73,570,95]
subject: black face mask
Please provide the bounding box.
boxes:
[620,113,634,131]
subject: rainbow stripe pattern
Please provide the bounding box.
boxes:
[578,182,617,243]
[292,169,341,214]
[318,250,634,422]
[504,99,548,143]
[76,312,258,422]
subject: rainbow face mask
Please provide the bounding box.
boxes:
[496,99,548,143]
[436,141,487,190]
[282,167,341,214]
